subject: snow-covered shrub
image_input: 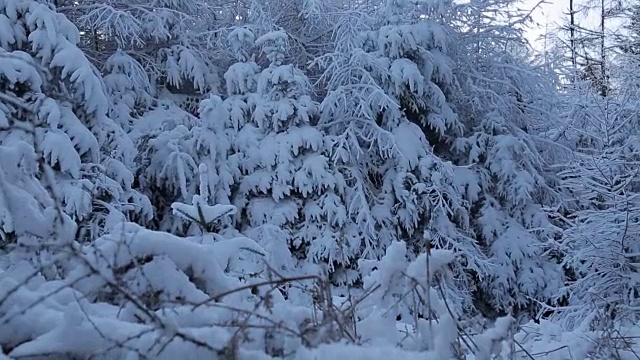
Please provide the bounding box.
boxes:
[357,241,462,354]
[355,240,525,359]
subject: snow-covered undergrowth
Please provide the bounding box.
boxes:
[3,210,635,359]
[0,232,484,359]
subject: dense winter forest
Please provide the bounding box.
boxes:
[0,0,638,358]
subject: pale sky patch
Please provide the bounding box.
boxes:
[525,0,568,51]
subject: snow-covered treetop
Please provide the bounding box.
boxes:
[256,30,289,67]
[228,26,256,62]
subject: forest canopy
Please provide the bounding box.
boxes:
[0,0,639,358]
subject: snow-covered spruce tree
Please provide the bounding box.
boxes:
[229,30,352,280]
[55,0,221,118]
[219,27,299,273]
[315,0,565,317]
[102,49,155,130]
[131,27,256,235]
[0,0,151,247]
[315,0,489,297]
[444,1,566,317]
[452,110,565,317]
[136,95,245,235]
[222,26,260,138]
[252,0,344,72]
